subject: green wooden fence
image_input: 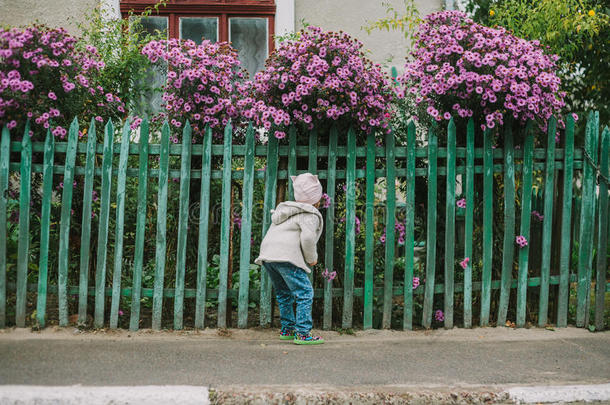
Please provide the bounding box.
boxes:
[0,112,608,331]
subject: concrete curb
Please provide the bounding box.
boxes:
[0,385,210,405]
[505,383,610,403]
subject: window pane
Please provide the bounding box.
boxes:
[180,17,218,44]
[138,16,168,38]
[229,18,268,77]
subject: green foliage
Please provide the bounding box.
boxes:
[362,0,422,47]
[274,19,310,43]
[74,2,168,119]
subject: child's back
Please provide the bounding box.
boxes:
[255,201,323,273]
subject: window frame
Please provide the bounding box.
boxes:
[120,0,276,53]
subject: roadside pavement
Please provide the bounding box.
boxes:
[0,326,608,404]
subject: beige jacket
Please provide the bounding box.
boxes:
[255,201,324,273]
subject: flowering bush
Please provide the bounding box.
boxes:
[400,11,567,133]
[251,26,395,141]
[141,39,253,142]
[0,25,125,140]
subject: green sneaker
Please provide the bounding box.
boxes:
[293,332,324,345]
[279,328,295,340]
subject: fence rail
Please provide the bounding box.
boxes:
[0,113,608,331]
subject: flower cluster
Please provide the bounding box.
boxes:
[516,235,528,248]
[456,198,466,209]
[435,309,445,322]
[380,220,406,245]
[460,257,470,269]
[141,39,252,142]
[0,25,124,139]
[251,26,395,140]
[322,268,337,281]
[412,277,420,289]
[321,193,332,209]
[400,11,566,133]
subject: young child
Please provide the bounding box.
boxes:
[255,173,324,345]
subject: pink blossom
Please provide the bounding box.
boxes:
[516,235,528,248]
[460,257,470,269]
[399,11,566,135]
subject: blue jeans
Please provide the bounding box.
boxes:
[263,261,313,335]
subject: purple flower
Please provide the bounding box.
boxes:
[321,193,331,208]
[412,277,420,289]
[460,257,470,269]
[322,268,337,281]
[435,310,445,322]
[456,198,466,209]
[399,10,567,135]
[516,235,528,248]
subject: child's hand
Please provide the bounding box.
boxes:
[309,260,317,267]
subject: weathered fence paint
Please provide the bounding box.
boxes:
[1,113,608,331]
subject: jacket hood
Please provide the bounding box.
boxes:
[271,201,322,225]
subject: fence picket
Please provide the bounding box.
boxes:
[382,130,396,329]
[557,115,575,327]
[463,118,475,328]
[422,126,438,329]
[174,122,192,330]
[403,120,416,330]
[594,126,608,331]
[576,111,599,327]
[363,132,376,329]
[323,126,338,330]
[130,119,150,330]
[307,129,318,284]
[36,129,54,328]
[109,121,131,329]
[343,127,357,329]
[195,125,212,329]
[480,128,493,326]
[259,132,278,327]
[150,121,170,331]
[288,127,297,200]
[93,119,115,328]
[58,118,79,327]
[498,120,515,326]
[538,117,557,327]
[237,124,255,328]
[77,119,96,324]
[16,122,32,327]
[444,119,456,329]
[217,122,233,328]
[0,126,8,328]
[517,123,534,328]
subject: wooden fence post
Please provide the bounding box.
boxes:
[594,126,609,331]
[16,121,32,327]
[36,128,54,328]
[576,111,599,327]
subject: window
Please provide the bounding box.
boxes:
[120,0,276,77]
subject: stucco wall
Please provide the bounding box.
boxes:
[0,0,98,35]
[295,0,441,70]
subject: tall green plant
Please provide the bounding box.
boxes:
[74,3,168,118]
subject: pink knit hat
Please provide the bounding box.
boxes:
[290,173,323,205]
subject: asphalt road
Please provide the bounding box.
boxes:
[0,327,609,389]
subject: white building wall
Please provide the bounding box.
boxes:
[294,0,441,69]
